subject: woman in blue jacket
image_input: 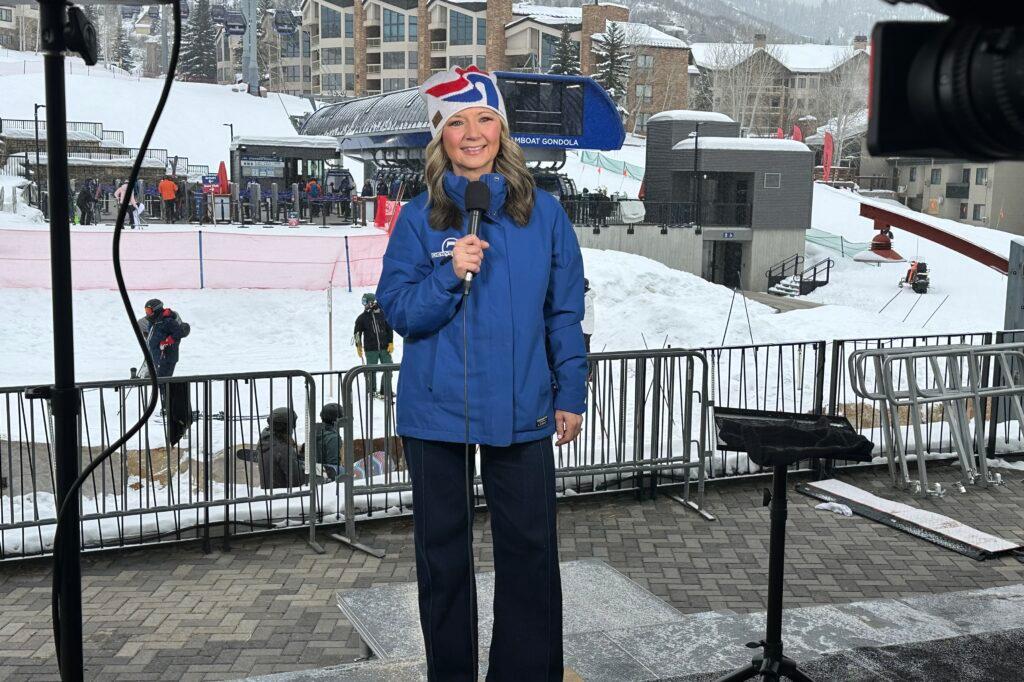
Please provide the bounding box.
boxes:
[376,66,587,681]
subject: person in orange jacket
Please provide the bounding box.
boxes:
[158,176,179,223]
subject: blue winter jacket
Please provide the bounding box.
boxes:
[376,171,587,446]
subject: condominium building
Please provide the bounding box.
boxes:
[690,34,869,134]
[0,3,39,51]
[892,159,1024,236]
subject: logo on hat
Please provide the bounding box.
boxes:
[425,66,500,110]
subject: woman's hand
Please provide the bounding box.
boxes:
[554,410,582,446]
[451,234,490,280]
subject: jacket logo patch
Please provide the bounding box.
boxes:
[431,237,457,259]
[536,416,548,427]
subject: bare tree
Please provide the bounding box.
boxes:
[703,42,785,133]
[815,50,869,161]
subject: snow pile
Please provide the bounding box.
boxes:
[0,174,43,224]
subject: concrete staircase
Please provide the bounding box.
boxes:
[768,275,802,297]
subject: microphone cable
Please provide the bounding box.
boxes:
[51,2,181,676]
[462,282,479,679]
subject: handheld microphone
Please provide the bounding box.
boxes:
[463,180,490,295]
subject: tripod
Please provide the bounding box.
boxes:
[716,461,811,681]
[712,407,873,682]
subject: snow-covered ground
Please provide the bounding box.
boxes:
[0,50,318,170]
[808,185,1012,331]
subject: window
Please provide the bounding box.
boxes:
[540,33,558,71]
[959,202,968,219]
[973,203,985,220]
[450,10,472,45]
[281,32,299,57]
[909,167,917,181]
[476,55,486,70]
[344,13,353,38]
[635,112,652,134]
[383,9,405,42]
[961,168,971,183]
[383,77,404,92]
[322,6,341,38]
[345,72,355,90]
[930,168,941,185]
[303,65,311,80]
[302,31,310,57]
[323,48,342,64]
[770,95,780,107]
[477,18,486,45]
[408,15,417,41]
[764,172,781,189]
[0,8,12,21]
[796,98,804,108]
[383,51,405,69]
[323,73,342,90]
[345,47,354,65]
[976,167,988,185]
[637,54,654,69]
[449,55,473,68]
[797,77,806,88]
[409,51,418,68]
[635,83,653,105]
[408,77,418,87]
[282,65,301,80]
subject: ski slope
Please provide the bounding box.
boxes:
[0,50,317,170]
[808,185,1012,331]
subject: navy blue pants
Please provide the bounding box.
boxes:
[404,436,563,681]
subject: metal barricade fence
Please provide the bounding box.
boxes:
[990,330,1024,456]
[0,370,320,561]
[317,349,718,555]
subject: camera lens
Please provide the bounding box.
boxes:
[908,25,1024,159]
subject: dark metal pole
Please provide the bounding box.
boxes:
[40,1,84,677]
[764,463,788,661]
[34,103,45,207]
[694,122,702,229]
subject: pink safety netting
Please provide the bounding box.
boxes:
[0,229,389,290]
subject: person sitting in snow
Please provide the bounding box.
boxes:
[237,407,309,490]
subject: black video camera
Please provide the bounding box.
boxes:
[867,0,1024,160]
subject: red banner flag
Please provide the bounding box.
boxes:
[775,127,784,139]
[822,132,834,182]
[792,125,803,142]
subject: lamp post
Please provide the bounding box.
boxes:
[223,122,234,144]
[34,102,46,207]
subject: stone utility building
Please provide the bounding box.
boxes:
[576,111,813,293]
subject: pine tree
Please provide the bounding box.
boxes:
[548,23,580,76]
[593,21,631,112]
[180,0,218,83]
[113,18,135,72]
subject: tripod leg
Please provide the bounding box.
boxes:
[713,662,762,682]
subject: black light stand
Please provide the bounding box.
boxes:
[712,407,873,682]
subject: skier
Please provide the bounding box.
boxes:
[311,402,343,480]
[114,180,142,229]
[251,407,309,490]
[158,175,179,223]
[353,293,394,399]
[139,298,188,378]
[75,181,94,225]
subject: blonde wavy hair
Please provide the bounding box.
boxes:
[424,119,535,231]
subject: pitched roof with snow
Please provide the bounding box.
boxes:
[648,110,734,124]
[690,43,867,73]
[512,3,581,21]
[673,137,811,152]
[593,20,689,50]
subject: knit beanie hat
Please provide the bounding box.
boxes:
[419,65,508,140]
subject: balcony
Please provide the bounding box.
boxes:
[430,40,446,52]
[367,37,381,48]
[945,182,970,199]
